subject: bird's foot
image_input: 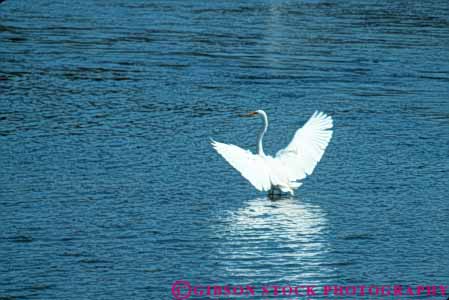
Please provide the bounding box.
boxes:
[267,187,291,200]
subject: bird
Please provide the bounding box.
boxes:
[211,110,333,196]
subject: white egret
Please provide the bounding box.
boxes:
[211,110,333,195]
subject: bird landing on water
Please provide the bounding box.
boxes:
[211,110,333,196]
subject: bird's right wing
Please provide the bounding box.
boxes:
[211,140,271,191]
[275,111,333,182]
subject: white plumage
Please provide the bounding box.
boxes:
[211,110,333,195]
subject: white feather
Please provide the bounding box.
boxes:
[275,111,333,180]
[211,140,272,191]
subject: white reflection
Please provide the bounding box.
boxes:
[217,197,332,282]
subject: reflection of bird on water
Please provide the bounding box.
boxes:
[217,197,330,281]
[212,110,333,196]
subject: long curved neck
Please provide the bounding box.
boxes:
[257,112,268,156]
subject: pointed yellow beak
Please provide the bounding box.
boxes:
[239,111,258,117]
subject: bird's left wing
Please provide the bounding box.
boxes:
[211,140,271,191]
[275,111,333,182]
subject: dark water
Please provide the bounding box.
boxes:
[1,1,449,299]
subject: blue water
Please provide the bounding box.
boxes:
[1,1,449,299]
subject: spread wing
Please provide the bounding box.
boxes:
[211,140,271,191]
[275,111,333,182]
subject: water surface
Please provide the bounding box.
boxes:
[1,1,449,299]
